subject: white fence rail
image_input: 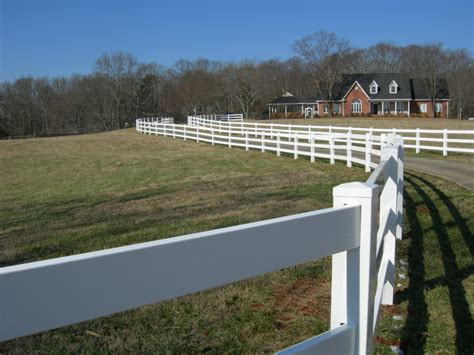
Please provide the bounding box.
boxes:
[1,121,404,354]
[189,116,474,156]
[138,117,174,124]
[139,119,382,171]
[191,114,243,122]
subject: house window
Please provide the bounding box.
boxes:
[389,80,398,94]
[419,103,428,113]
[352,99,362,113]
[323,104,329,113]
[369,81,378,94]
[333,103,340,113]
[435,103,443,113]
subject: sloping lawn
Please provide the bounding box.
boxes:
[0,129,472,353]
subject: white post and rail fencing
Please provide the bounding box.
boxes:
[137,118,383,171]
[187,116,474,156]
[1,119,404,354]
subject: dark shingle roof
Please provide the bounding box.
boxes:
[268,74,449,104]
[336,73,412,100]
[410,78,449,100]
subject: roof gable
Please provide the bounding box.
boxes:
[342,80,370,100]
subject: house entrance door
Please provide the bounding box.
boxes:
[372,103,379,115]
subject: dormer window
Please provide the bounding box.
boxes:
[389,80,398,94]
[369,81,378,94]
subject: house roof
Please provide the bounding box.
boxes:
[410,78,450,100]
[268,73,449,105]
[336,73,413,100]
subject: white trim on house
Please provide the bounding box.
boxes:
[369,81,378,94]
[351,99,362,113]
[342,81,371,100]
[389,80,398,94]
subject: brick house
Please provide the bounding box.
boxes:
[267,73,450,118]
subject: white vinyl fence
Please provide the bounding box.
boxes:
[1,117,404,354]
[139,119,382,172]
[189,116,474,156]
[138,117,174,124]
[191,113,244,122]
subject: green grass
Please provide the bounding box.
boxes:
[0,129,472,354]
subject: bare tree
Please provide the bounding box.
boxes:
[445,49,474,119]
[94,51,138,129]
[293,31,351,114]
[363,43,403,73]
[402,43,448,118]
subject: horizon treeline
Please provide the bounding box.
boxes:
[1,31,473,138]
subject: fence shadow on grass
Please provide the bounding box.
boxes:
[397,174,473,354]
[395,185,428,353]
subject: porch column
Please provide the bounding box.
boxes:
[394,102,398,115]
[407,101,410,117]
[301,105,304,115]
[381,102,385,115]
[285,105,287,118]
[312,105,315,118]
[268,105,271,119]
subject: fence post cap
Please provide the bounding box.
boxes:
[333,182,378,198]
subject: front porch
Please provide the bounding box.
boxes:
[268,103,319,119]
[370,101,410,116]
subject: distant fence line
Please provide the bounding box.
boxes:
[188,116,474,156]
[138,117,382,171]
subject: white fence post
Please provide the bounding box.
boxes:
[332,181,379,355]
[443,129,448,156]
[184,126,187,141]
[211,129,215,146]
[310,135,315,163]
[271,123,274,139]
[415,128,420,154]
[245,132,249,151]
[228,129,231,148]
[196,126,200,143]
[347,129,352,168]
[261,133,265,153]
[330,136,335,165]
[365,133,371,173]
[277,132,281,157]
[294,135,298,160]
[396,136,404,242]
[379,134,402,306]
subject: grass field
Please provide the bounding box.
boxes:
[0,129,473,353]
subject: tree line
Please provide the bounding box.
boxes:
[1,31,473,138]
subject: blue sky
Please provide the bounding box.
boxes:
[1,0,473,82]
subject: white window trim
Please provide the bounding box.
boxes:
[369,81,378,94]
[419,103,428,113]
[352,99,362,113]
[435,102,443,113]
[389,80,398,94]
